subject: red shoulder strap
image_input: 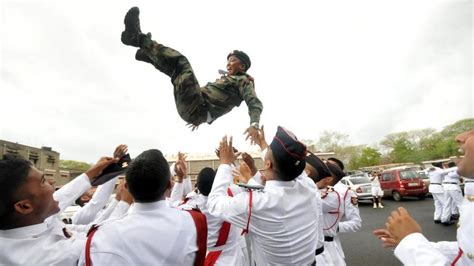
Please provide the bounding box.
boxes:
[241,189,253,235]
[204,188,235,266]
[85,225,99,266]
[451,248,463,266]
[187,210,208,266]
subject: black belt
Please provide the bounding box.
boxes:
[465,181,474,183]
[431,183,441,185]
[324,236,334,242]
[315,246,325,255]
[443,182,458,184]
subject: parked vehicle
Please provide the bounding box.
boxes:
[380,166,428,201]
[341,174,372,201]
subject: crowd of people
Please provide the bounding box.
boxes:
[0,126,473,265]
[0,5,472,266]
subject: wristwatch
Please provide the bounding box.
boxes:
[250,122,259,129]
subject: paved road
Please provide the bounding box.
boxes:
[338,196,457,266]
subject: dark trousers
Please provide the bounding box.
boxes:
[137,38,208,125]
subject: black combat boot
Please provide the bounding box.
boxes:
[121,7,142,47]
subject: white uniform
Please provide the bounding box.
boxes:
[429,167,446,221]
[394,196,474,265]
[370,176,384,196]
[464,177,474,196]
[72,176,119,225]
[172,177,245,266]
[0,174,92,265]
[315,188,333,266]
[208,164,319,265]
[333,182,362,263]
[320,187,346,266]
[441,167,463,223]
[79,200,198,265]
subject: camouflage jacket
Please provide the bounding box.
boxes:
[201,73,263,124]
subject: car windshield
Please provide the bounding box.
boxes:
[418,172,428,179]
[400,170,418,179]
[349,177,370,184]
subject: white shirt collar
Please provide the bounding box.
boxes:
[0,222,48,239]
[265,180,295,188]
[131,200,168,213]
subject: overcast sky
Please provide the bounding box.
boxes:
[1,0,472,162]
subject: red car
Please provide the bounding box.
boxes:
[380,167,428,201]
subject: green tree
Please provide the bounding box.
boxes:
[60,160,91,171]
[349,147,382,169]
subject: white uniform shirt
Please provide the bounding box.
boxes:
[172,178,244,266]
[370,176,381,187]
[394,197,474,265]
[0,174,92,265]
[208,164,319,265]
[443,167,462,191]
[79,200,197,265]
[429,167,445,193]
[334,182,362,234]
[72,176,119,225]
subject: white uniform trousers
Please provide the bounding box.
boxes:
[432,192,445,221]
[323,239,345,266]
[441,185,463,222]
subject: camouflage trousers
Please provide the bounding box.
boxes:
[136,38,208,126]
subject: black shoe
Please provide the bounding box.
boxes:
[442,221,454,226]
[450,214,460,220]
[434,220,441,224]
[121,7,142,47]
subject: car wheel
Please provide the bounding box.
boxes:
[392,191,402,201]
[418,194,426,200]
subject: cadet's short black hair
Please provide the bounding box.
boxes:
[432,162,443,168]
[327,162,346,185]
[125,149,170,202]
[448,162,456,168]
[0,156,32,225]
[196,167,216,196]
[327,157,345,171]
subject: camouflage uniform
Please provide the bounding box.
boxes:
[136,36,263,126]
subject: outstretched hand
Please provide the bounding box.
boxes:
[373,207,422,248]
[244,126,259,145]
[219,136,238,165]
[175,152,188,182]
[187,123,199,131]
[85,157,119,181]
[113,144,128,159]
[241,152,258,176]
[233,162,253,184]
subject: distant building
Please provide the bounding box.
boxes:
[0,140,65,183]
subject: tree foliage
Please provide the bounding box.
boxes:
[60,160,91,171]
[307,118,473,170]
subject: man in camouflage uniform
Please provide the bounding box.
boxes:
[121,7,263,141]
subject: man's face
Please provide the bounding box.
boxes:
[226,55,245,75]
[16,167,60,220]
[456,129,474,177]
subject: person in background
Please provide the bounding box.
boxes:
[369,171,384,209]
[373,129,474,265]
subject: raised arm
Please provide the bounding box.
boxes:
[207,136,249,229]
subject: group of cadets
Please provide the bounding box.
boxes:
[1,127,474,265]
[0,126,362,265]
[428,161,465,225]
